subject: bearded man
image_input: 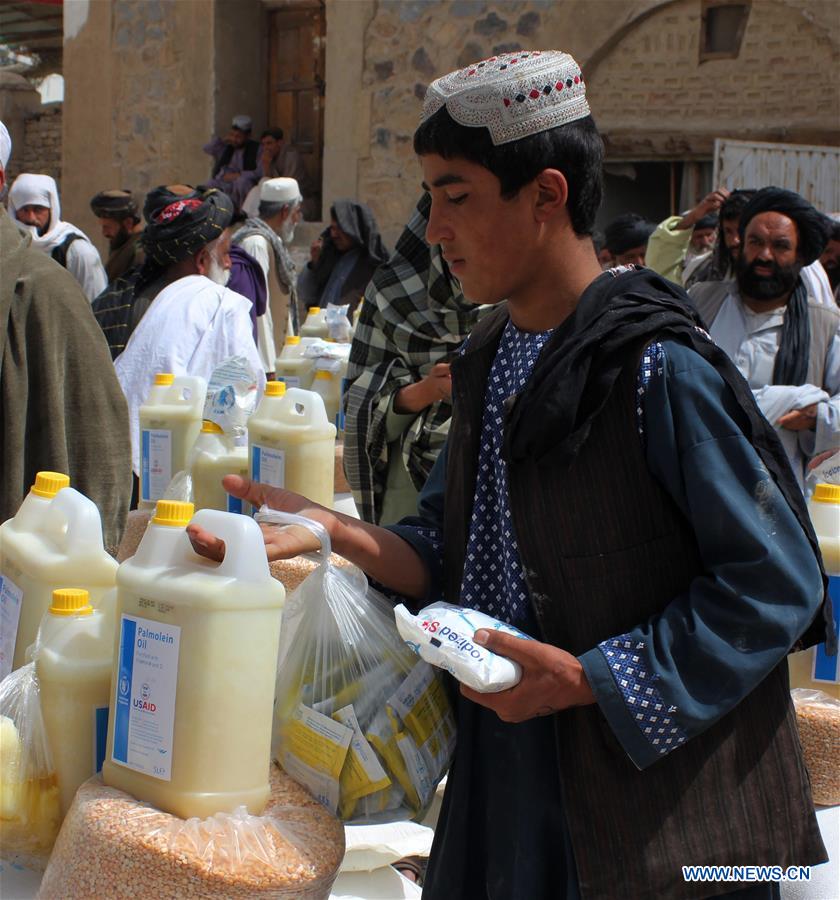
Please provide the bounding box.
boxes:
[233,177,304,372]
[90,189,145,281]
[9,173,107,301]
[689,187,839,486]
[112,185,265,481]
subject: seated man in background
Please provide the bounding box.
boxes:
[204,114,261,212]
[646,188,727,284]
[234,177,304,374]
[241,128,318,221]
[90,189,145,281]
[0,122,131,551]
[297,199,389,319]
[9,173,107,302]
[689,187,838,487]
[112,185,265,484]
[602,212,655,267]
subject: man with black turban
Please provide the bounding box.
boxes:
[602,213,655,267]
[90,189,145,281]
[110,183,264,486]
[690,187,839,486]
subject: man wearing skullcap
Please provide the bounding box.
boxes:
[9,173,107,302]
[646,188,729,284]
[90,189,145,281]
[0,120,131,550]
[203,114,261,212]
[191,53,832,899]
[602,212,655,266]
[690,187,839,486]
[109,185,265,480]
[233,177,305,372]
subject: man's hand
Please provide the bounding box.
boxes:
[677,188,730,230]
[309,237,322,266]
[459,629,595,723]
[778,403,819,431]
[393,363,452,414]
[187,475,337,562]
[808,448,839,471]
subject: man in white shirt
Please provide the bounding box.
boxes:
[9,173,107,302]
[233,177,303,371]
[114,185,265,478]
[689,187,839,486]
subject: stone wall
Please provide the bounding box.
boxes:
[323,0,839,242]
[18,103,63,185]
[62,0,216,256]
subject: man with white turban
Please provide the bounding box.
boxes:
[9,173,107,302]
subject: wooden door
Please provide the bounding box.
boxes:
[269,1,325,219]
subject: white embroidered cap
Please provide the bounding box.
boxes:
[421,50,590,146]
[231,114,252,132]
[260,177,301,205]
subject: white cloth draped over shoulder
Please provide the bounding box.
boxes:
[8,173,107,302]
[115,274,266,474]
[707,289,840,487]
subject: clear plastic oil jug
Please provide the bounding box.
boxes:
[34,588,113,816]
[274,336,316,390]
[248,386,336,508]
[139,373,206,506]
[102,501,285,819]
[0,473,117,674]
[190,421,250,514]
[300,306,330,340]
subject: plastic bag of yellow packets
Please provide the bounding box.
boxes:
[0,663,61,868]
[259,508,456,824]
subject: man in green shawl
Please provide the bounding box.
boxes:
[0,121,131,551]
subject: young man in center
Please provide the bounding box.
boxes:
[192,52,832,899]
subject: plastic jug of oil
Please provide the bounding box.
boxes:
[249,386,336,508]
[274,336,316,390]
[139,373,206,506]
[101,501,285,819]
[34,589,113,816]
[788,483,840,699]
[311,369,342,431]
[190,421,250,514]
[0,473,117,674]
[300,306,330,339]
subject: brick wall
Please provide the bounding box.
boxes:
[15,103,62,187]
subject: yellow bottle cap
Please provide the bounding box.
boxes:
[308,307,320,315]
[285,336,301,345]
[31,471,70,499]
[154,373,175,386]
[812,483,840,504]
[201,419,224,434]
[315,370,332,380]
[50,588,93,617]
[152,500,195,527]
[265,381,286,397]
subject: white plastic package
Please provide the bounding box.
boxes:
[394,602,533,693]
[259,509,455,824]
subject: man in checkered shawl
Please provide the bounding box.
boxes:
[343,192,490,524]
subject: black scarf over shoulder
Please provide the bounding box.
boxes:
[502,266,835,653]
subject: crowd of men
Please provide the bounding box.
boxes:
[0,44,838,897]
